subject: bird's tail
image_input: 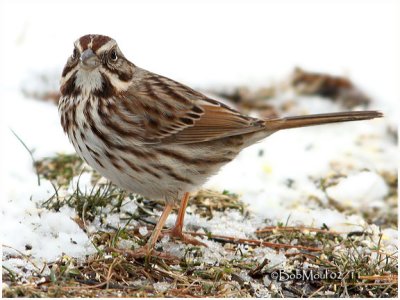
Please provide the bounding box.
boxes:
[264,110,383,131]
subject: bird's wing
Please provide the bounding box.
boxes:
[121,69,265,144]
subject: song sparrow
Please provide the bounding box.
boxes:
[59,34,382,259]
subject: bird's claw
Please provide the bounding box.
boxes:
[162,228,208,247]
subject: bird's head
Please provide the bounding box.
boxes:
[60,34,134,98]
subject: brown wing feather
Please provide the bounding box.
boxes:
[165,103,266,143]
[122,68,265,144]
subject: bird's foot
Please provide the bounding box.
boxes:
[163,227,207,247]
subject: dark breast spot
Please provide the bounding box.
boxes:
[60,71,80,97]
[93,73,115,98]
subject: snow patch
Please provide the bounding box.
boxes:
[326,171,388,209]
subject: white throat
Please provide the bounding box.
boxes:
[75,69,103,97]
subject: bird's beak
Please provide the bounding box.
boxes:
[80,49,99,69]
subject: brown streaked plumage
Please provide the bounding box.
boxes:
[59,34,383,259]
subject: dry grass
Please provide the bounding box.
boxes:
[2,154,398,297]
[3,221,397,297]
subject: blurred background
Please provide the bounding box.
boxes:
[0,0,399,103]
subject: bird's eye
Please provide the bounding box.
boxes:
[71,48,78,60]
[109,49,118,62]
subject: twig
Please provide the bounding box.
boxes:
[185,231,321,252]
[255,226,342,235]
[248,258,269,277]
[358,274,398,283]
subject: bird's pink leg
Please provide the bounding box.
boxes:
[166,192,207,246]
[146,202,174,249]
[110,202,176,260]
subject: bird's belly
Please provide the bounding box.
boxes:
[71,138,165,199]
[68,130,195,201]
[68,125,241,202]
